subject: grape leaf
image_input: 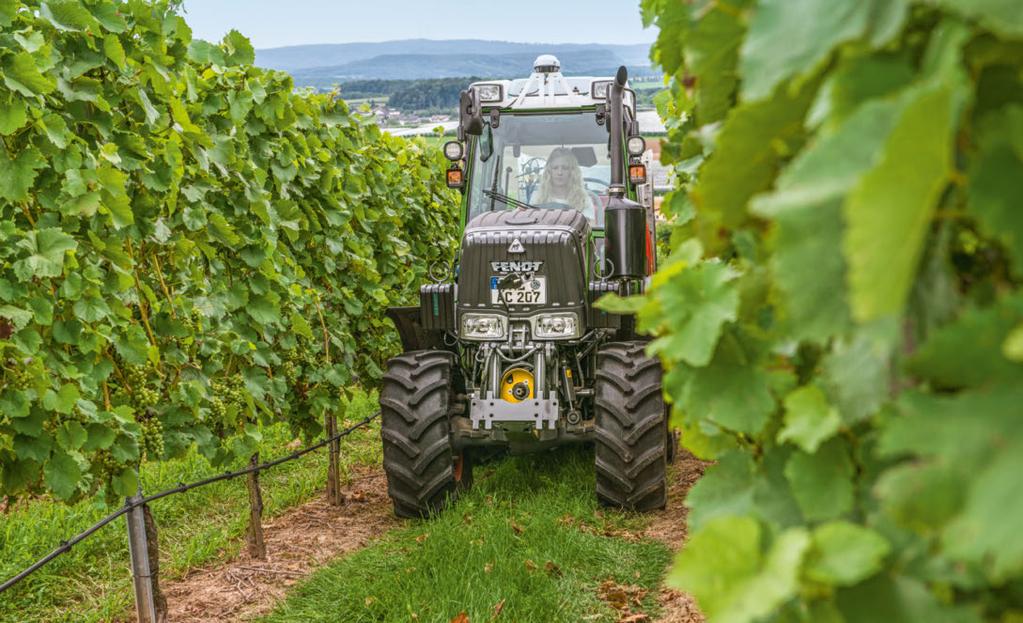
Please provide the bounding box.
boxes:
[934,0,1023,38]
[0,146,46,202]
[968,106,1023,278]
[740,0,873,102]
[836,575,980,623]
[875,463,967,533]
[223,30,255,66]
[40,0,100,32]
[648,261,739,366]
[0,0,15,27]
[12,228,77,281]
[805,521,890,586]
[44,450,82,500]
[907,295,1023,389]
[685,450,756,532]
[187,40,226,66]
[843,28,968,321]
[684,358,775,435]
[693,78,816,236]
[785,438,854,522]
[941,440,1023,581]
[0,95,27,135]
[42,383,80,415]
[670,515,809,623]
[777,385,841,453]
[3,52,55,96]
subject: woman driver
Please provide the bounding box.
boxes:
[534,147,600,221]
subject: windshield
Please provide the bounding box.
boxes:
[467,112,611,227]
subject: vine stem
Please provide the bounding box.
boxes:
[313,296,331,365]
[150,253,177,319]
[102,381,112,410]
[126,240,158,347]
[20,202,35,227]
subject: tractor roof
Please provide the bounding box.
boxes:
[469,55,636,111]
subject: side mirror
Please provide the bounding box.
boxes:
[459,89,484,137]
[479,122,494,163]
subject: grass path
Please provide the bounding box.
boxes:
[261,447,705,623]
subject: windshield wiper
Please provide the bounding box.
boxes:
[483,189,541,211]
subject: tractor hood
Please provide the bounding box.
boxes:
[457,208,591,322]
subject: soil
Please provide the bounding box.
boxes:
[159,465,396,622]
[643,450,708,623]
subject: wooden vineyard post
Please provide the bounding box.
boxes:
[143,504,168,622]
[246,453,266,559]
[126,491,158,623]
[326,413,342,506]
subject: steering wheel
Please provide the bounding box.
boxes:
[583,177,610,194]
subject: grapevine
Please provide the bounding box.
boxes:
[633,0,1023,620]
[0,0,459,502]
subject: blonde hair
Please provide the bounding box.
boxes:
[535,148,592,214]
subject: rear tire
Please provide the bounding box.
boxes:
[380,351,470,518]
[594,341,667,511]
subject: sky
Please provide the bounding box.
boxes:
[180,0,653,49]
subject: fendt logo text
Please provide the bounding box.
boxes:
[491,261,544,273]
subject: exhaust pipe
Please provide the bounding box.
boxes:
[604,66,646,279]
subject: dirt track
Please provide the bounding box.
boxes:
[160,465,396,622]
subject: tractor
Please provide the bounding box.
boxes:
[381,56,671,518]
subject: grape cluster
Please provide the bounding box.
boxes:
[139,417,165,460]
[210,374,247,427]
[124,364,162,412]
[3,365,34,390]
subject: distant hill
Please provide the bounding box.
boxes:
[255,39,656,87]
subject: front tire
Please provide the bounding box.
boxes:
[594,342,667,511]
[380,351,470,518]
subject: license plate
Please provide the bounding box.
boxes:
[491,276,547,305]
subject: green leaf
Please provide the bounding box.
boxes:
[670,516,809,623]
[290,312,314,340]
[875,463,966,533]
[843,33,968,321]
[0,95,27,135]
[685,359,776,435]
[222,29,255,66]
[785,438,855,522]
[685,451,756,532]
[248,294,282,325]
[941,441,1023,581]
[0,305,32,330]
[0,388,30,418]
[836,575,979,623]
[42,383,80,414]
[44,450,82,500]
[187,39,226,66]
[3,52,56,96]
[693,78,816,235]
[12,228,77,280]
[907,296,1023,389]
[820,322,893,423]
[750,97,904,341]
[805,521,890,586]
[90,3,127,32]
[40,0,99,31]
[1004,324,1023,362]
[81,423,116,451]
[740,0,874,102]
[72,293,111,322]
[114,325,151,366]
[968,106,1023,278]
[0,0,15,27]
[934,0,1023,38]
[56,421,88,450]
[0,146,46,202]
[110,466,138,498]
[649,261,739,366]
[777,385,841,453]
[103,34,126,70]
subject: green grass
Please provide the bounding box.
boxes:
[262,447,673,623]
[0,390,381,623]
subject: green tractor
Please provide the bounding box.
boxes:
[382,57,671,518]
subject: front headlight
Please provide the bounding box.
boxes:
[532,313,580,339]
[461,313,507,340]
